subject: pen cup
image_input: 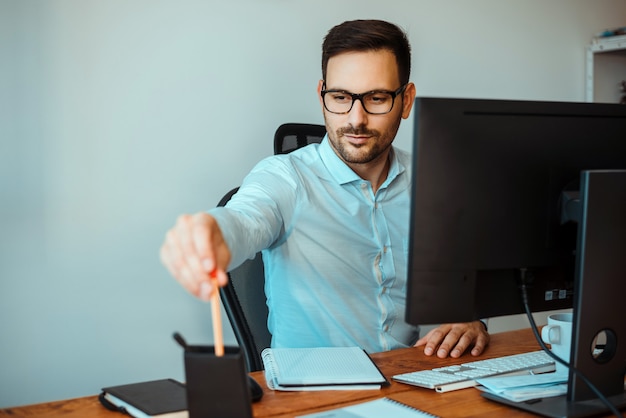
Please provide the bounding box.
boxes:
[183,345,252,418]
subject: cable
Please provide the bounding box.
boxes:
[519,268,622,417]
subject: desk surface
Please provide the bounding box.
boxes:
[1,328,623,418]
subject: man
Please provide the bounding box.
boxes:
[160,19,489,358]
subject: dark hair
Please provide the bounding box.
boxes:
[322,20,411,85]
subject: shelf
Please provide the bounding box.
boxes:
[585,36,626,103]
[590,35,626,53]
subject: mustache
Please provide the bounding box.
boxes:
[337,126,379,137]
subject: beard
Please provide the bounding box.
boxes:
[325,119,401,165]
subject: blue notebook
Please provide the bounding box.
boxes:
[261,347,388,391]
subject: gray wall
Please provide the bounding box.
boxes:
[1,0,625,408]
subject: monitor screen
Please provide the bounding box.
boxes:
[406,97,626,326]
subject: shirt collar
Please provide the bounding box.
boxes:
[319,135,406,187]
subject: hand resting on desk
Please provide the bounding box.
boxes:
[415,321,490,358]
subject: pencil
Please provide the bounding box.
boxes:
[211,291,224,356]
[209,271,224,357]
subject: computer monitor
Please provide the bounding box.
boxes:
[406,97,626,416]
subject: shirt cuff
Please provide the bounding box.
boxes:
[479,319,488,332]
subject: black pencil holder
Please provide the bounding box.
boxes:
[183,345,252,418]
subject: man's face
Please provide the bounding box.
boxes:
[318,49,414,168]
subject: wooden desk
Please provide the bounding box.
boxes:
[1,329,623,418]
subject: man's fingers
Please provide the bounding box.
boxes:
[176,214,208,283]
[415,326,449,356]
[470,331,490,356]
[197,269,229,302]
[448,334,472,358]
[415,322,490,358]
[214,268,229,287]
[191,213,213,272]
[161,227,195,291]
[170,214,207,295]
[160,213,226,299]
[160,211,231,303]
[191,212,231,278]
[435,334,456,358]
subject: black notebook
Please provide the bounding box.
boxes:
[100,379,188,418]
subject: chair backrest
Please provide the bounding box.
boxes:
[273,123,326,155]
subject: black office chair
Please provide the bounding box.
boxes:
[218,123,326,372]
[273,123,326,155]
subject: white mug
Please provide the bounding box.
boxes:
[541,312,573,375]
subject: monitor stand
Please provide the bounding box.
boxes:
[483,170,626,418]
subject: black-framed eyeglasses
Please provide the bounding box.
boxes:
[320,83,407,115]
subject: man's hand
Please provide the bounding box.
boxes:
[414,321,490,358]
[159,212,230,301]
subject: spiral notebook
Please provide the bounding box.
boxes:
[296,397,439,418]
[261,346,388,391]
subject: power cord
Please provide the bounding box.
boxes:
[518,268,622,417]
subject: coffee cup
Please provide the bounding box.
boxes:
[541,312,573,375]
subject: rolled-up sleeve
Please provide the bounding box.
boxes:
[208,156,298,271]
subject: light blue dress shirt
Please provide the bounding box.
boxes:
[209,137,419,353]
